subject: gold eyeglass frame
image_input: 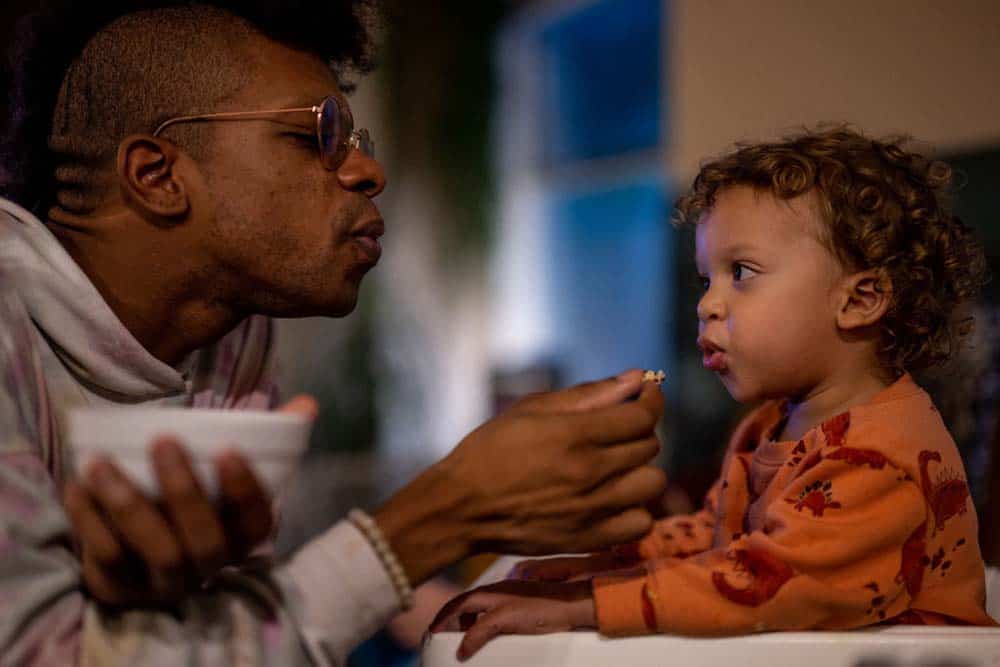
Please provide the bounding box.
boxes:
[151,94,373,170]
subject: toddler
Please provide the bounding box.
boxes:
[431,126,995,659]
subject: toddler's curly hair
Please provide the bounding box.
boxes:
[675,125,988,372]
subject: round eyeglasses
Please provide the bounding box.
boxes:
[152,94,374,171]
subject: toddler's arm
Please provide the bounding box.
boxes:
[509,481,722,582]
[594,455,926,636]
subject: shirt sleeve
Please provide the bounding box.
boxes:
[0,289,400,666]
[621,481,721,562]
[593,454,926,636]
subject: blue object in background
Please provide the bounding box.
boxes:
[545,180,673,385]
[348,631,416,667]
[534,0,669,384]
[540,0,662,164]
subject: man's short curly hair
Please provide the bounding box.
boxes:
[675,125,988,373]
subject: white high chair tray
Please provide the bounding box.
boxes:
[423,626,1000,666]
[421,557,1000,666]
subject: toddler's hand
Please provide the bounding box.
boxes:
[430,580,597,660]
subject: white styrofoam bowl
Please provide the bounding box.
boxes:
[66,407,312,499]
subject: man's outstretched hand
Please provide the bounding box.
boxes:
[63,395,318,607]
[375,369,666,585]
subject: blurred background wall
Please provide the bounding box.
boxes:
[272,4,1000,661]
[670,1,1000,181]
[250,1,1000,664]
[277,0,1000,528]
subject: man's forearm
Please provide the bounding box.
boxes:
[373,456,475,586]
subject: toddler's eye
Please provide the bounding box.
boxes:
[732,263,758,282]
[697,275,710,291]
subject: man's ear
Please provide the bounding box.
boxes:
[836,269,892,331]
[116,134,190,220]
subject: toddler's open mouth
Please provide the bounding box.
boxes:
[697,336,729,373]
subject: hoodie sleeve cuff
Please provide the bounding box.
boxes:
[279,520,401,662]
[592,571,656,637]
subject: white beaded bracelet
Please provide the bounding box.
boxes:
[348,509,416,611]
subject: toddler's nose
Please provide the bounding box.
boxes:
[697,291,726,322]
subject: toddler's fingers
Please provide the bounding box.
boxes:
[430,591,493,633]
[457,606,538,661]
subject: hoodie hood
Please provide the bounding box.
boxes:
[0,197,187,401]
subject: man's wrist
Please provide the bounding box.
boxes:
[372,457,474,586]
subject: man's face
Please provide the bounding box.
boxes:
[192,36,386,318]
[694,186,846,404]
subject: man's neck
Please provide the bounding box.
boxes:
[777,362,897,442]
[48,212,244,367]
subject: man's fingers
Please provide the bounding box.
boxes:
[507,557,587,582]
[152,438,230,577]
[215,450,274,557]
[584,465,667,513]
[85,458,187,596]
[597,436,661,477]
[563,381,663,447]
[514,370,644,415]
[64,480,123,566]
[278,394,319,420]
[578,507,654,551]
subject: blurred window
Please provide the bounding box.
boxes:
[541,0,662,163]
[492,0,671,388]
[547,179,671,384]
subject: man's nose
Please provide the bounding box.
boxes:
[337,150,387,198]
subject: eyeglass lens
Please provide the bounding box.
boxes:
[319,96,349,168]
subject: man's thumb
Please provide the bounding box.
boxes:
[278,394,319,420]
[520,369,645,414]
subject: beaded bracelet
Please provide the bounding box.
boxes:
[348,509,416,611]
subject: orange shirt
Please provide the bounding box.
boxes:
[594,374,996,636]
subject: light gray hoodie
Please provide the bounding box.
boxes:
[0,197,399,666]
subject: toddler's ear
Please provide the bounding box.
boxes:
[836,269,892,331]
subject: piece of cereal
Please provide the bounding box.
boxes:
[642,369,666,385]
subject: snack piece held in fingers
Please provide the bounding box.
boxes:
[642,370,666,386]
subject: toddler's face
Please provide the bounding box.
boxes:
[695,186,846,403]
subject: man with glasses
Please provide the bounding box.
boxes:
[0,2,665,664]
